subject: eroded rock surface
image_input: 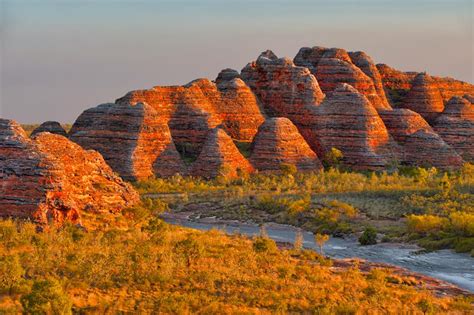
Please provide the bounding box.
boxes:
[380,109,463,169]
[250,118,322,172]
[190,128,254,178]
[432,97,474,162]
[294,46,391,110]
[0,119,139,226]
[69,102,186,181]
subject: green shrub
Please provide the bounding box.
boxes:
[253,237,278,253]
[359,227,377,245]
[21,279,72,315]
[0,254,24,293]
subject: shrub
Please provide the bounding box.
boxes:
[407,214,447,235]
[359,227,377,245]
[0,254,24,293]
[323,147,344,168]
[253,237,277,253]
[21,279,72,315]
[279,163,297,176]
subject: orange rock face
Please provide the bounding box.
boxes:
[69,102,186,181]
[116,75,265,154]
[380,109,464,169]
[250,118,322,172]
[0,119,139,226]
[432,96,474,162]
[311,84,398,170]
[399,73,445,123]
[294,47,391,110]
[190,128,254,178]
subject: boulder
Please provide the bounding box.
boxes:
[30,121,67,137]
[0,119,139,226]
[250,118,322,172]
[190,128,254,178]
[380,109,464,169]
[69,102,186,181]
[432,96,474,161]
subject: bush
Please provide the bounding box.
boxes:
[407,214,447,235]
[279,163,297,176]
[253,237,278,253]
[21,279,72,315]
[0,254,24,293]
[359,227,377,245]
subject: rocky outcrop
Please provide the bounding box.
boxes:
[115,76,265,154]
[380,109,463,169]
[311,84,397,170]
[376,64,474,107]
[69,102,186,181]
[240,50,324,124]
[0,119,139,226]
[190,128,254,178]
[432,97,474,162]
[400,73,445,123]
[294,46,391,110]
[30,121,67,137]
[249,118,322,172]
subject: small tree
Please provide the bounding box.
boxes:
[0,254,24,294]
[314,233,329,256]
[280,163,297,176]
[173,237,203,268]
[294,230,304,250]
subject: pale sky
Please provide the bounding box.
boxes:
[1,0,473,123]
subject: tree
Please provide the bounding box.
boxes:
[314,233,329,256]
[0,254,24,294]
[294,230,304,250]
[173,237,203,267]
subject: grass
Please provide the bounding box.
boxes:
[135,164,474,250]
[0,216,471,314]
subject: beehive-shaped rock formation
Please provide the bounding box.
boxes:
[250,118,322,172]
[380,109,463,169]
[0,119,139,226]
[294,46,391,110]
[31,121,67,137]
[190,128,254,178]
[69,102,186,180]
[400,73,445,122]
[115,76,265,154]
[240,50,324,123]
[312,84,397,170]
[432,96,474,161]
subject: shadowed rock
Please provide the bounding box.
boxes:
[0,119,139,226]
[380,109,463,169]
[190,128,254,178]
[31,121,67,137]
[250,117,322,172]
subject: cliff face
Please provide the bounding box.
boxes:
[66,44,472,176]
[0,119,139,226]
[249,118,322,172]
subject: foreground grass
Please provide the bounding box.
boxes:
[0,216,472,314]
[136,164,474,253]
